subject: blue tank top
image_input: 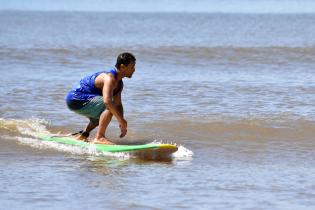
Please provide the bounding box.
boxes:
[66,68,122,110]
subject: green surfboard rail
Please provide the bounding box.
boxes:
[38,134,175,152]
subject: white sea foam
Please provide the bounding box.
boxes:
[1,117,193,160]
[173,145,194,159]
[148,139,194,159]
[0,118,129,158]
[0,117,50,136]
[16,136,132,159]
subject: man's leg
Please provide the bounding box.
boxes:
[76,119,99,141]
[72,96,105,141]
[95,109,114,144]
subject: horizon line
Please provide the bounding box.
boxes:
[1,9,315,15]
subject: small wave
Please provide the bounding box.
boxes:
[0,118,191,160]
[2,46,315,66]
[0,118,50,136]
[144,115,315,142]
[138,46,315,65]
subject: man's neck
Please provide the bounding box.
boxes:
[115,67,123,80]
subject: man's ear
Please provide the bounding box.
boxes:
[120,64,126,70]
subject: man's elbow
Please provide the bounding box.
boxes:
[103,98,112,106]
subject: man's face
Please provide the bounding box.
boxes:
[123,62,136,78]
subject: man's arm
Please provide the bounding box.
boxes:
[102,76,123,121]
[113,86,124,118]
[102,76,127,137]
[113,84,126,138]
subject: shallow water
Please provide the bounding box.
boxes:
[1,11,315,209]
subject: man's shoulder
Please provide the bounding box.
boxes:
[97,72,115,82]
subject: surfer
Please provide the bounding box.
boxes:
[66,52,136,144]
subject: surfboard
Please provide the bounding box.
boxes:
[38,134,178,160]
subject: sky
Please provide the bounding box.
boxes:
[0,0,315,13]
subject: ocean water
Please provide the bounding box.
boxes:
[1,10,315,210]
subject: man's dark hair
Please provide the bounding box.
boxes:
[115,52,136,69]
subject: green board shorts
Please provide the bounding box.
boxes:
[72,96,105,124]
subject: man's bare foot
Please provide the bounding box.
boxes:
[75,134,89,142]
[94,137,115,145]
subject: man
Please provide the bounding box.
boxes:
[66,52,136,144]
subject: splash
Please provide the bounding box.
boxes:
[0,118,192,160]
[15,136,132,159]
[148,139,194,159]
[173,145,194,159]
[0,118,132,159]
[0,118,50,136]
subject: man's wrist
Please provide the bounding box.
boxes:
[117,116,124,124]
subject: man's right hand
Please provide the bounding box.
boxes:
[119,118,127,138]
